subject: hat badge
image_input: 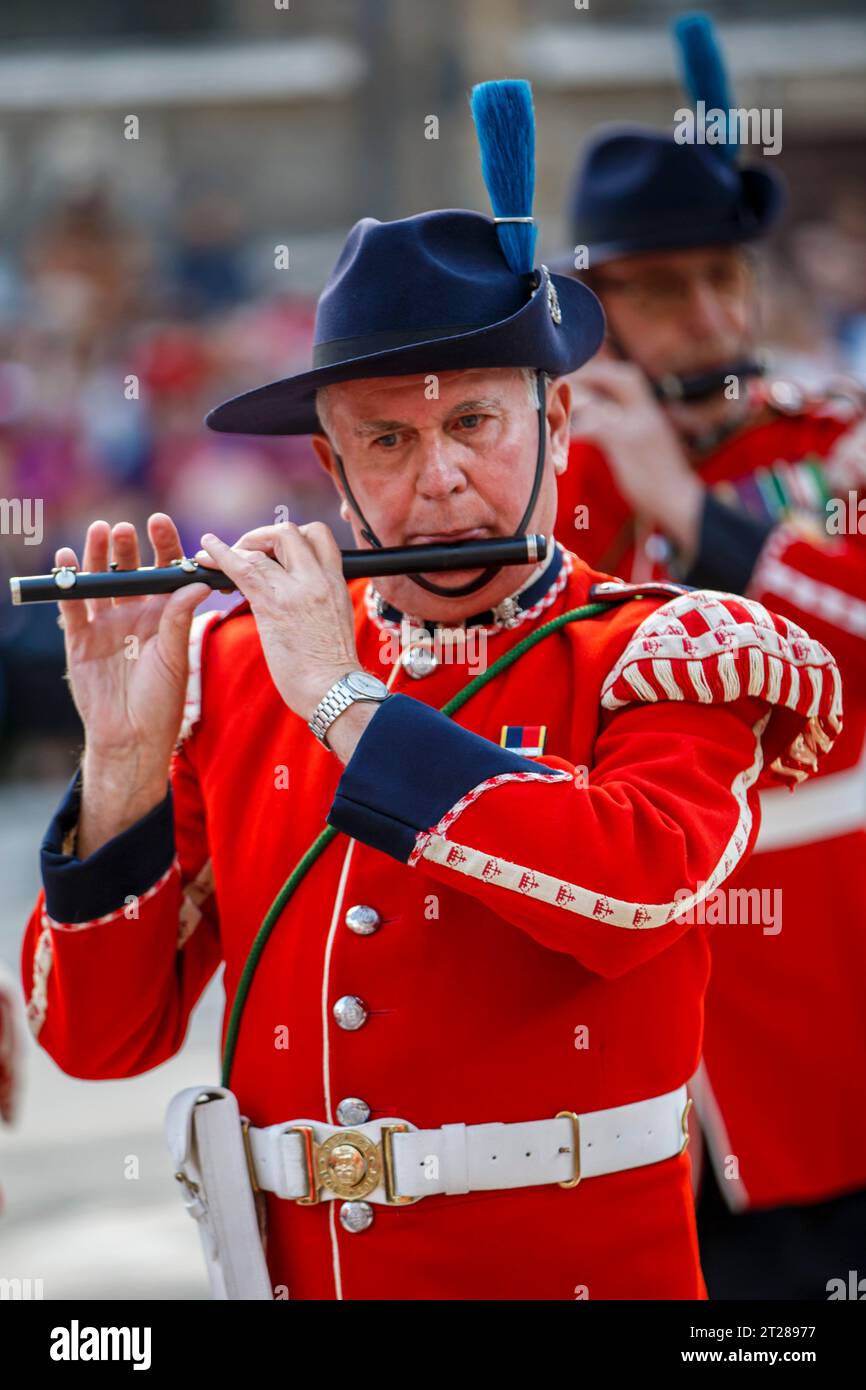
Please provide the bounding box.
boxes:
[543,265,562,326]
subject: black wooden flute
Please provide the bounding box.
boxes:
[10,534,547,604]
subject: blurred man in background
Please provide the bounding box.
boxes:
[0,961,22,1215]
[553,18,866,1299]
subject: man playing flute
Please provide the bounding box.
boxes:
[20,81,840,1301]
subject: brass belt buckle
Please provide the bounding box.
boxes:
[289,1123,420,1205]
[291,1126,320,1204]
[381,1124,420,1205]
[679,1097,693,1155]
[241,1116,269,1242]
[290,1126,383,1203]
[316,1130,382,1200]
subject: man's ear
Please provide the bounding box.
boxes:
[311,432,336,479]
[547,377,573,476]
[311,433,352,522]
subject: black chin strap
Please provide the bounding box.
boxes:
[605,330,765,405]
[652,356,766,404]
[331,369,548,599]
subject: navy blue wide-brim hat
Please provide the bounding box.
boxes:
[551,125,785,271]
[206,208,605,437]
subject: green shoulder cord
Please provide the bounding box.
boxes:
[221,599,617,1086]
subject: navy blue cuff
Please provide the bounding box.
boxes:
[680,492,774,594]
[40,768,175,924]
[327,692,561,862]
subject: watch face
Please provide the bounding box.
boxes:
[347,672,387,698]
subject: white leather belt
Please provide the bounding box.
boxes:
[244,1085,691,1206]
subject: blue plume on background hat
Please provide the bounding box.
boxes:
[553,12,786,269]
[673,12,736,163]
[207,78,604,437]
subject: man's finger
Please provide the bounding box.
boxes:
[574,359,648,406]
[296,522,343,576]
[80,520,112,617]
[230,524,291,553]
[54,547,89,640]
[268,522,316,575]
[198,532,274,591]
[571,399,622,439]
[148,512,186,568]
[109,522,145,606]
[159,581,213,649]
[198,532,238,568]
[200,524,303,573]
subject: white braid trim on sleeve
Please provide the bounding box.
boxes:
[410,716,769,930]
[26,925,54,1039]
[41,858,180,934]
[407,769,571,866]
[177,858,216,947]
[747,519,866,643]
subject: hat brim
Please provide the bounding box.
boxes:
[205,273,604,436]
[548,165,785,271]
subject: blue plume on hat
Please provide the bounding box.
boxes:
[673,13,737,164]
[470,79,537,275]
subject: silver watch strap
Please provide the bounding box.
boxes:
[309,682,354,747]
[308,673,389,750]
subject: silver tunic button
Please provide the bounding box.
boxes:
[345,904,382,936]
[339,1200,374,1233]
[336,1096,371,1126]
[645,533,673,564]
[333,995,368,1031]
[401,641,439,679]
[769,379,804,413]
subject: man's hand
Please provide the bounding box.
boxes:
[56,513,214,858]
[196,521,364,728]
[570,359,704,565]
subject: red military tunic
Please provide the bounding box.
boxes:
[555,382,866,1210]
[21,541,839,1297]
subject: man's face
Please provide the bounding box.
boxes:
[311,366,571,620]
[588,244,755,430]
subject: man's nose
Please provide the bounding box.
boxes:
[684,280,733,336]
[415,434,468,497]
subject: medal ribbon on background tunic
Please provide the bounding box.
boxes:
[712,455,832,524]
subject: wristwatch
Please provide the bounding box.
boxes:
[308,670,391,750]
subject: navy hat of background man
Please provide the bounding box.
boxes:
[207,84,604,439]
[556,14,786,269]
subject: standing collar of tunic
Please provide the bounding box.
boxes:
[364,540,571,637]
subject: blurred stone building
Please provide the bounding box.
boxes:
[0,0,862,296]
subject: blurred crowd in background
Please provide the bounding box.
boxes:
[0,187,343,767]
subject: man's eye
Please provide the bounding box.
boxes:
[710,265,743,293]
[374,433,401,449]
[455,414,483,429]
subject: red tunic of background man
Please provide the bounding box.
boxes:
[21,544,839,1298]
[556,388,866,1211]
